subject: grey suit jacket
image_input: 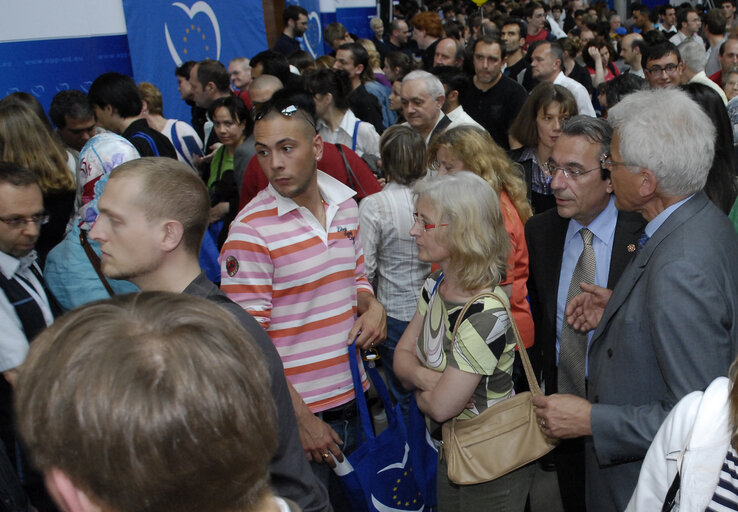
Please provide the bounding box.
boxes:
[585,192,738,511]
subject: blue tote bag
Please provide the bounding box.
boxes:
[332,342,437,512]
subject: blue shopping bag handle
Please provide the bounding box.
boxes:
[347,338,397,441]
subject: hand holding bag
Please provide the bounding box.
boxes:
[441,291,557,485]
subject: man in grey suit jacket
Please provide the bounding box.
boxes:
[533,88,738,511]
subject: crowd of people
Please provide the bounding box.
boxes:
[2,0,738,511]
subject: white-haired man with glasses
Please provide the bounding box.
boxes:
[220,89,386,512]
[0,162,63,510]
[533,88,738,511]
[525,115,645,512]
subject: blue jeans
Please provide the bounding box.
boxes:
[377,316,413,421]
[310,404,363,512]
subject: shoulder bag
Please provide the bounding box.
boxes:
[441,291,557,485]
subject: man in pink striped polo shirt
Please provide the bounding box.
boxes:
[220,90,386,511]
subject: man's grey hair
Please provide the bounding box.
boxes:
[608,88,714,196]
[561,115,613,156]
[402,70,445,99]
[678,39,706,73]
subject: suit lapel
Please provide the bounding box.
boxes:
[590,194,708,347]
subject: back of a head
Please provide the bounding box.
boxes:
[706,8,727,35]
[249,74,284,105]
[88,72,143,118]
[16,291,277,512]
[305,68,352,111]
[137,82,164,116]
[604,73,648,109]
[175,60,197,79]
[0,101,74,192]
[251,50,291,84]
[109,157,210,253]
[411,11,444,38]
[432,65,470,96]
[0,92,52,132]
[385,51,412,80]
[678,39,706,73]
[49,90,94,129]
[608,88,714,196]
[196,59,231,94]
[379,125,427,185]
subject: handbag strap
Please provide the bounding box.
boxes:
[79,229,115,297]
[336,144,367,197]
[346,339,397,440]
[451,290,542,396]
[352,120,360,152]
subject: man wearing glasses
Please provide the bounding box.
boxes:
[534,89,738,511]
[0,162,62,510]
[220,90,386,511]
[643,41,685,88]
[525,116,645,512]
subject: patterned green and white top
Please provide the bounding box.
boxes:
[416,271,515,420]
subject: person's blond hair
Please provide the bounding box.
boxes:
[428,126,533,223]
[357,38,382,70]
[0,102,74,192]
[414,171,510,290]
[137,81,164,116]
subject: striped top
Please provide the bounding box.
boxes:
[416,271,515,420]
[707,445,738,512]
[220,171,372,412]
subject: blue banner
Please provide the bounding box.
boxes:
[0,35,132,115]
[122,0,269,124]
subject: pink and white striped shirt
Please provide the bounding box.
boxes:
[220,171,372,412]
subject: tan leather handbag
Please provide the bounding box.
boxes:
[441,291,557,485]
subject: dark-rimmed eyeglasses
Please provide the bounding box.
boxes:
[645,63,679,75]
[542,159,602,182]
[413,213,448,232]
[0,214,49,229]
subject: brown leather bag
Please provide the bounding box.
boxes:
[441,291,557,485]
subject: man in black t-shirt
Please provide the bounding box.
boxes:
[460,35,527,149]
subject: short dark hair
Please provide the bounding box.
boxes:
[88,72,142,118]
[472,34,507,60]
[283,4,307,25]
[604,72,648,110]
[49,90,94,129]
[0,161,40,188]
[196,60,231,94]
[706,8,727,35]
[250,50,291,84]
[175,60,196,79]
[444,20,464,41]
[304,68,352,111]
[208,95,252,138]
[525,1,544,18]
[676,7,698,29]
[560,115,613,180]
[432,65,470,96]
[642,41,681,69]
[502,17,526,39]
[384,51,412,80]
[338,42,374,82]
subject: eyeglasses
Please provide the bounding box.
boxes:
[645,63,679,75]
[542,160,602,182]
[600,153,638,171]
[413,213,448,232]
[0,214,49,229]
[251,103,316,130]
